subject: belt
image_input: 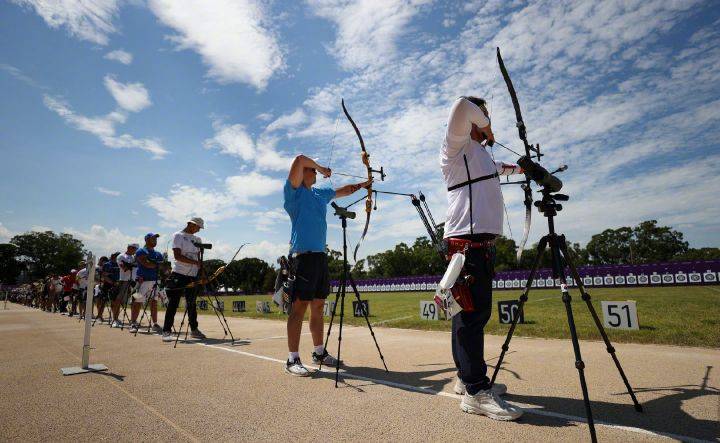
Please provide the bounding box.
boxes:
[292,251,324,258]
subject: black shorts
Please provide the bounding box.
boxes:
[290,252,330,301]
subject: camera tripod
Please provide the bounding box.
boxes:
[321,202,388,386]
[489,188,642,442]
[174,247,236,347]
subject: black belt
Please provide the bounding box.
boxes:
[447,171,499,191]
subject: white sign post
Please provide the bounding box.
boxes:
[601,301,639,330]
[323,301,336,317]
[61,253,108,375]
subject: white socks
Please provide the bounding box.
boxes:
[288,346,324,361]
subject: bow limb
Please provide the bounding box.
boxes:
[497,47,538,261]
[342,99,373,262]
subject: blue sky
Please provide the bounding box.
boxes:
[1,0,719,264]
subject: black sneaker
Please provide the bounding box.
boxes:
[312,350,342,366]
[190,329,206,339]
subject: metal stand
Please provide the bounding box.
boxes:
[489,189,642,442]
[174,248,235,347]
[61,253,108,376]
[321,204,388,386]
[134,283,159,336]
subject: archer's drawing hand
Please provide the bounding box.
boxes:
[318,166,332,178]
[360,178,373,189]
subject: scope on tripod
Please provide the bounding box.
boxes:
[192,241,213,250]
[331,202,356,219]
[518,156,563,192]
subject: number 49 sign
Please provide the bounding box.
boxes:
[601,301,639,330]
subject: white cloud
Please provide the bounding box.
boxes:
[148,0,284,89]
[203,120,294,171]
[11,0,120,45]
[96,186,121,196]
[239,240,289,265]
[204,122,255,160]
[63,224,138,255]
[104,49,133,65]
[145,172,283,228]
[225,172,283,203]
[103,75,151,112]
[265,109,308,133]
[307,0,430,70]
[0,64,46,89]
[0,223,14,242]
[43,95,168,158]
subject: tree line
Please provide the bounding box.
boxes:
[1,220,718,287]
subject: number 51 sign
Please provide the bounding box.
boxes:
[601,301,639,330]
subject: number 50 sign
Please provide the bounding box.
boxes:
[601,301,639,330]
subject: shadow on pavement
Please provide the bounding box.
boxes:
[319,358,718,441]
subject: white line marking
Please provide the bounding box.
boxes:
[198,342,712,443]
[371,315,413,326]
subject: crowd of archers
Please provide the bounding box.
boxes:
[5,217,212,340]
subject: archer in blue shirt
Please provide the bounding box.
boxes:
[282,154,371,375]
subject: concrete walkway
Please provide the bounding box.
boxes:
[0,303,718,442]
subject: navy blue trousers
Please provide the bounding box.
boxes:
[450,239,494,395]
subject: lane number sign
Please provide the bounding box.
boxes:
[601,301,639,330]
[497,300,524,324]
[352,300,369,317]
[420,301,440,320]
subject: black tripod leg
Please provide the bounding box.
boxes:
[212,292,235,341]
[205,292,230,338]
[135,291,153,336]
[559,279,597,442]
[335,283,346,388]
[347,273,388,372]
[120,289,131,330]
[174,308,188,348]
[320,284,342,371]
[490,236,549,385]
[559,240,643,412]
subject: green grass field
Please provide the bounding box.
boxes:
[187,286,720,348]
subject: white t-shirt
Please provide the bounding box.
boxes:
[117,252,137,281]
[76,268,89,289]
[440,97,519,238]
[171,230,201,277]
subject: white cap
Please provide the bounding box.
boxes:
[187,217,205,229]
[128,243,140,249]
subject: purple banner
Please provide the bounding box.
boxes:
[332,260,720,292]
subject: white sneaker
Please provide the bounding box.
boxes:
[162,332,174,343]
[128,323,139,334]
[454,377,507,396]
[460,390,523,421]
[152,324,163,334]
[285,358,310,377]
[111,320,121,328]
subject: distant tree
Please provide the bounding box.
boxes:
[225,257,272,294]
[586,227,634,264]
[0,244,24,284]
[262,267,277,293]
[671,248,720,261]
[631,220,688,263]
[10,231,85,279]
[203,259,226,278]
[495,236,519,271]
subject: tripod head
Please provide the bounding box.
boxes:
[536,189,569,217]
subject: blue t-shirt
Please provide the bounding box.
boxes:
[135,247,164,281]
[102,261,119,282]
[283,180,335,253]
